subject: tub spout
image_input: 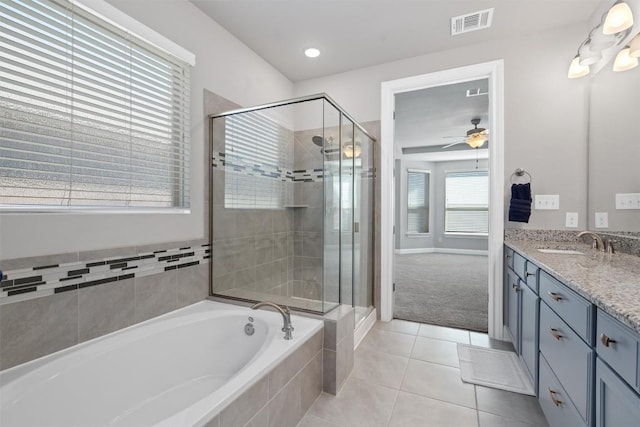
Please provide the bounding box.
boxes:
[251,301,294,340]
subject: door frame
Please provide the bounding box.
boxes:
[380,60,505,339]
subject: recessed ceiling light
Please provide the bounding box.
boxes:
[304,48,320,58]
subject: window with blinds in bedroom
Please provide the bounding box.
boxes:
[445,170,489,235]
[407,169,430,234]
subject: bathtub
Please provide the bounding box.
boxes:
[0,300,324,426]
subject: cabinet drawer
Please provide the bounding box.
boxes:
[595,357,640,427]
[596,309,639,391]
[539,270,594,345]
[505,247,514,270]
[540,302,594,424]
[539,353,586,427]
[513,252,527,280]
[524,260,539,292]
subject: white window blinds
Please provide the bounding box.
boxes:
[407,170,429,234]
[223,111,292,209]
[445,170,488,234]
[0,0,191,209]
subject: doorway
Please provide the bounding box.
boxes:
[393,79,490,332]
[380,60,505,339]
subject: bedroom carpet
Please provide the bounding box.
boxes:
[394,253,488,332]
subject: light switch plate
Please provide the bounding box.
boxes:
[534,195,560,210]
[595,212,609,228]
[615,193,640,210]
[565,212,578,228]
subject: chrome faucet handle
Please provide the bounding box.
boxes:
[606,239,617,254]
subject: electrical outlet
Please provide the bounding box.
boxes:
[595,212,609,228]
[565,212,578,228]
[615,193,640,210]
[535,195,560,210]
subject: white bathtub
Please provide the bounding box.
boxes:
[0,300,323,427]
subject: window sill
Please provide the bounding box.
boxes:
[405,233,430,238]
[444,232,489,238]
[0,206,191,215]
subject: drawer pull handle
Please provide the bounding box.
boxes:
[548,291,563,301]
[548,388,563,407]
[600,333,617,347]
[550,328,563,340]
[526,272,535,277]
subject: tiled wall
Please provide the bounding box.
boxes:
[0,240,210,371]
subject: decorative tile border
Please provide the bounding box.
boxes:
[0,244,211,305]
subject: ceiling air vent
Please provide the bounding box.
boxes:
[451,8,494,36]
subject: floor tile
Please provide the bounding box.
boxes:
[296,414,340,427]
[357,329,416,358]
[352,347,409,389]
[418,323,471,344]
[388,391,478,427]
[307,378,399,427]
[401,359,476,409]
[476,386,548,426]
[410,336,460,368]
[469,332,515,351]
[478,411,548,427]
[374,319,420,335]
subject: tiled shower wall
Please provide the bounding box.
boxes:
[0,240,210,370]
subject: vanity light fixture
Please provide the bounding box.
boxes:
[613,46,639,71]
[603,0,634,35]
[629,32,640,57]
[304,48,320,58]
[568,54,590,78]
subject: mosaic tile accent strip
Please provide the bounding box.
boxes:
[0,244,211,305]
[212,152,375,184]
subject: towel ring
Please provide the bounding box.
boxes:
[510,168,531,184]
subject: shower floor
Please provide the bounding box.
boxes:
[214,288,339,314]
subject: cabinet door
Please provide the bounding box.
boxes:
[595,358,640,427]
[521,284,539,392]
[505,269,521,353]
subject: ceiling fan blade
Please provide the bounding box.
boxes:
[441,141,466,149]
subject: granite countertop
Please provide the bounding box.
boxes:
[505,239,640,335]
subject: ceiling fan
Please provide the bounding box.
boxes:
[442,117,489,149]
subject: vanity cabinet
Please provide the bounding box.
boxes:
[594,309,640,427]
[505,243,640,427]
[504,249,539,390]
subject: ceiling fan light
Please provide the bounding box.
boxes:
[568,55,590,78]
[613,46,638,71]
[466,132,488,148]
[603,1,634,35]
[629,33,640,58]
[343,141,361,158]
[578,41,602,65]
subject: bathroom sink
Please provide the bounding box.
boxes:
[537,248,585,255]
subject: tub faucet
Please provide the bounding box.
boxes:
[577,231,605,252]
[251,301,294,340]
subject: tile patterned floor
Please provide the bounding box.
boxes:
[297,320,549,427]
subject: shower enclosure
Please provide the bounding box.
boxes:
[209,94,374,323]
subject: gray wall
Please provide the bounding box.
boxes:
[294,24,590,230]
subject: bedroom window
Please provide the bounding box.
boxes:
[0,0,193,210]
[445,170,489,235]
[407,169,430,234]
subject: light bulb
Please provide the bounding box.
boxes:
[603,1,634,35]
[567,55,590,78]
[613,47,638,71]
[629,33,640,58]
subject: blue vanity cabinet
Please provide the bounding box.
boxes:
[594,309,640,427]
[505,268,521,354]
[520,282,539,392]
[595,358,640,427]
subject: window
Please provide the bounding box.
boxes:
[445,170,489,234]
[223,111,292,209]
[0,0,192,209]
[407,169,429,234]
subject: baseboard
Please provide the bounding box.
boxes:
[354,308,377,350]
[395,248,488,256]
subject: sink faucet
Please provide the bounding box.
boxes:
[251,301,294,340]
[577,231,605,252]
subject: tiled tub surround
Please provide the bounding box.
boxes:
[505,239,640,334]
[0,301,324,427]
[0,241,210,370]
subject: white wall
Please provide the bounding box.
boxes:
[0,0,293,259]
[295,24,590,230]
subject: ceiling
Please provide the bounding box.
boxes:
[191,0,601,82]
[190,0,601,162]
